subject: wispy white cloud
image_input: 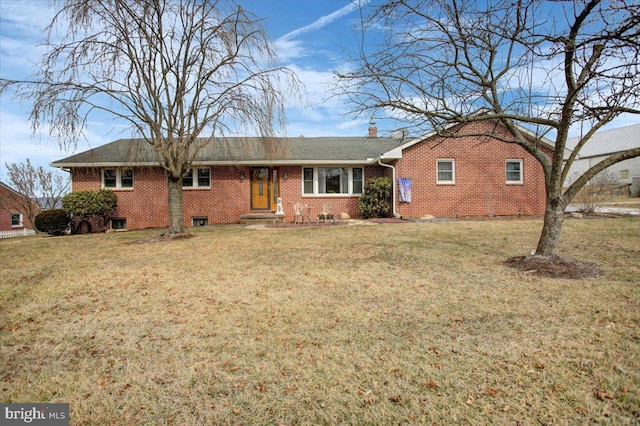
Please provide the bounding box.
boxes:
[278,0,369,41]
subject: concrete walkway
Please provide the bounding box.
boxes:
[566,204,640,216]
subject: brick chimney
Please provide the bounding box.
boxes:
[368,122,377,138]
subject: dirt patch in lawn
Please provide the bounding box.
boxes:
[504,254,601,279]
[129,232,194,244]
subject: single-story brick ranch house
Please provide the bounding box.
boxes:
[51,120,551,230]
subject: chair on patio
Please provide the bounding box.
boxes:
[316,201,335,223]
[293,203,310,224]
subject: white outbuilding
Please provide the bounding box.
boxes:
[565,123,640,196]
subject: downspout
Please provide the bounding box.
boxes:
[377,159,402,218]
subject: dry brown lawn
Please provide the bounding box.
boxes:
[1,217,639,425]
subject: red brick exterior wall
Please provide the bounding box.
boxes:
[395,121,548,218]
[71,165,386,229]
[72,166,252,229]
[0,184,37,231]
[68,123,549,229]
[277,165,385,222]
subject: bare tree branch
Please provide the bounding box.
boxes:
[1,0,302,234]
[336,0,640,256]
[2,159,70,229]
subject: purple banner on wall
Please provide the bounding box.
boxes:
[398,178,412,203]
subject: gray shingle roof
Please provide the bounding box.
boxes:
[50,136,404,167]
[566,123,640,158]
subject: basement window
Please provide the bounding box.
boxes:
[110,218,127,230]
[192,217,208,227]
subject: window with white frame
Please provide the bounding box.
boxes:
[506,160,523,184]
[436,159,455,184]
[183,168,211,188]
[103,169,133,189]
[302,167,364,195]
[352,167,364,194]
[11,212,23,227]
[303,168,314,194]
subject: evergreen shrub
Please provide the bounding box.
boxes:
[34,209,71,236]
[358,177,393,219]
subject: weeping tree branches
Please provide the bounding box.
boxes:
[1,0,301,234]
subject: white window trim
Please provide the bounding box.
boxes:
[301,166,364,197]
[436,159,456,185]
[11,212,23,228]
[102,168,134,190]
[183,167,211,189]
[506,159,524,184]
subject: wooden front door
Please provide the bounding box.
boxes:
[251,167,271,210]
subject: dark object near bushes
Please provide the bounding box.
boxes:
[34,209,71,236]
[359,177,393,219]
[62,189,117,232]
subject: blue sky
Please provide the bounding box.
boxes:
[1,0,639,183]
[0,0,377,182]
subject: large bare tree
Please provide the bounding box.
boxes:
[337,0,640,257]
[1,0,299,235]
[2,159,70,229]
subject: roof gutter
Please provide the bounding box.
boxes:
[377,159,402,219]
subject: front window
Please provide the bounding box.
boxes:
[506,160,523,184]
[352,168,363,194]
[183,168,211,188]
[103,169,117,188]
[103,169,134,189]
[302,167,364,196]
[319,167,348,194]
[437,159,455,184]
[303,168,314,194]
[11,213,22,227]
[120,169,133,188]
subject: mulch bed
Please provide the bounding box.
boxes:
[504,255,601,279]
[267,217,410,228]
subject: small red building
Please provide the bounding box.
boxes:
[0,181,39,232]
[51,120,551,230]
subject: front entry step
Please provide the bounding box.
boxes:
[239,213,284,225]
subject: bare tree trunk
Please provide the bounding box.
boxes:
[535,196,567,256]
[167,176,185,234]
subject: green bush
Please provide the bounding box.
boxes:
[34,209,71,236]
[358,177,393,219]
[62,189,117,232]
